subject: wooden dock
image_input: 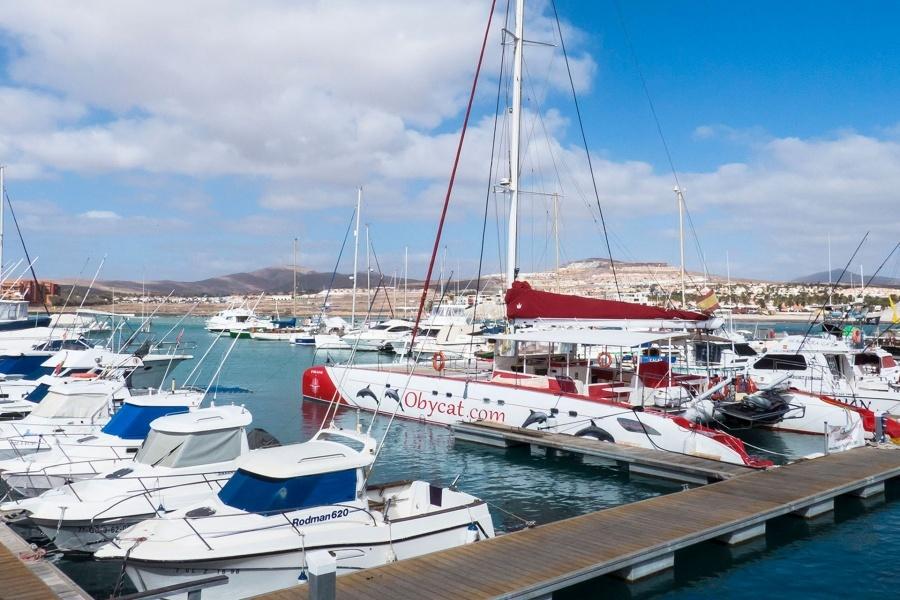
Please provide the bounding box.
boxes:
[0,522,92,600]
[452,421,755,484]
[255,445,900,600]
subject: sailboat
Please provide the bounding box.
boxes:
[302,0,772,468]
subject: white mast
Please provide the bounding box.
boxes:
[726,250,731,307]
[365,224,371,313]
[0,165,4,275]
[860,264,864,292]
[553,192,561,292]
[292,237,298,317]
[675,187,686,307]
[351,187,361,327]
[827,234,832,305]
[505,0,525,289]
[404,246,409,317]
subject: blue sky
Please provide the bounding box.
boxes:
[0,1,898,287]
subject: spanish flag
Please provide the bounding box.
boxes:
[697,288,721,312]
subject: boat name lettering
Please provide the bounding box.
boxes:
[402,391,506,422]
[292,508,349,526]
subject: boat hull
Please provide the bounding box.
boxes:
[301,365,761,466]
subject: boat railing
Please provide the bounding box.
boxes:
[89,472,232,524]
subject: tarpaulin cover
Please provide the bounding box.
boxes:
[218,468,356,513]
[505,281,708,321]
[101,404,188,439]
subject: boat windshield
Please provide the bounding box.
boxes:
[101,404,188,440]
[217,468,357,513]
[135,428,243,467]
[0,301,28,321]
[29,392,109,419]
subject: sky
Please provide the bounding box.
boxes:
[0,0,899,286]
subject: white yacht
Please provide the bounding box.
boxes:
[2,405,257,552]
[0,389,204,497]
[205,306,272,333]
[95,426,494,599]
[338,319,417,352]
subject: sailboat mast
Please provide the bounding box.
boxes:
[404,246,408,317]
[292,237,298,317]
[0,165,4,275]
[675,187,686,307]
[505,0,525,289]
[827,234,832,305]
[553,192,560,292]
[351,187,361,327]
[365,224,371,313]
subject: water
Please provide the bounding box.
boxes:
[29,317,900,598]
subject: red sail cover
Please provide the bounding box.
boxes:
[505,281,709,321]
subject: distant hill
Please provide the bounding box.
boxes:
[82,266,421,297]
[793,269,900,288]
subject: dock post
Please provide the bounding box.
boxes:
[614,552,674,582]
[307,550,336,600]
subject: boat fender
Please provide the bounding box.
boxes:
[521,410,549,429]
[597,351,613,368]
[356,386,378,403]
[466,522,480,543]
[575,421,614,443]
[383,388,403,412]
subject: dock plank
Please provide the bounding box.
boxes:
[252,446,900,600]
[0,522,92,600]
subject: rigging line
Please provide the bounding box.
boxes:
[367,236,395,318]
[472,0,510,340]
[409,0,498,349]
[795,232,869,355]
[319,206,357,318]
[550,0,620,299]
[3,190,50,315]
[610,0,711,278]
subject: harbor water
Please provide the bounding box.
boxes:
[36,317,898,599]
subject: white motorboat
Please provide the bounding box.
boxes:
[95,426,494,599]
[2,405,259,552]
[205,307,272,333]
[0,389,204,497]
[339,319,417,352]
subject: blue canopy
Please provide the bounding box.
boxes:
[218,468,356,513]
[101,403,189,440]
[0,354,51,378]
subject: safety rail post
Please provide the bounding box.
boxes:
[307,550,336,600]
[111,574,228,600]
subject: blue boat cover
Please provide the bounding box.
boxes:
[0,355,51,378]
[101,403,189,439]
[218,468,356,513]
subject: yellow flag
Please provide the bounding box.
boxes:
[890,295,899,324]
[697,288,720,312]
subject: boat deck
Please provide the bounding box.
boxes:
[452,420,754,484]
[254,445,900,600]
[0,522,91,600]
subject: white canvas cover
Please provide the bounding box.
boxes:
[135,428,243,468]
[28,391,110,419]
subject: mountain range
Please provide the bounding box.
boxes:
[792,269,900,288]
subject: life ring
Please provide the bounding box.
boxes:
[597,352,613,368]
[851,328,863,345]
[432,352,446,372]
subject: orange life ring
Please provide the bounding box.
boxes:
[851,328,862,345]
[432,352,446,372]
[597,352,613,368]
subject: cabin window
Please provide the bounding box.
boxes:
[733,344,757,357]
[694,343,722,365]
[218,468,357,513]
[616,417,660,436]
[24,383,51,404]
[101,404,188,440]
[752,354,807,371]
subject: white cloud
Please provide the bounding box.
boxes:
[80,210,121,220]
